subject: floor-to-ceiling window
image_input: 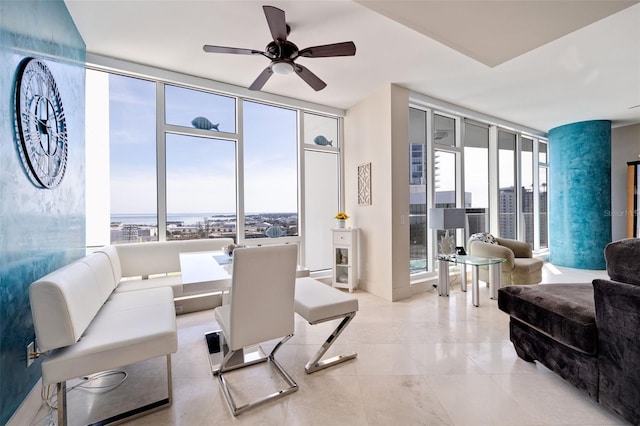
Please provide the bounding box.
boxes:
[108,74,158,244]
[85,68,342,271]
[242,100,298,240]
[408,101,548,281]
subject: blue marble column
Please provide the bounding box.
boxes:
[549,120,611,269]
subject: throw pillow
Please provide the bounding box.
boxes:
[470,232,496,244]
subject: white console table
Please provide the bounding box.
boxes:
[332,228,358,292]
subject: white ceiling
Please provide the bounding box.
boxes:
[64,0,640,133]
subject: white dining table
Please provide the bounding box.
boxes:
[179,249,310,297]
[179,250,233,297]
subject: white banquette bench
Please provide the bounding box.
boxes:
[98,238,235,297]
[29,239,359,423]
[29,238,232,425]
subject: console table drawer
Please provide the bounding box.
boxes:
[332,231,352,245]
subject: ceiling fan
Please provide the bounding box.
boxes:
[203,5,356,91]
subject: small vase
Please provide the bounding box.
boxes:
[336,219,345,229]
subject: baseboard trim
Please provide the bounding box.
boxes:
[7,379,43,426]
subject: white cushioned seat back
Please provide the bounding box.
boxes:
[227,244,298,350]
[115,242,177,278]
[177,238,234,254]
[29,260,108,352]
[95,245,122,284]
[81,252,118,301]
[114,238,234,277]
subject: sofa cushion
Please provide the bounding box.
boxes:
[95,245,123,284]
[115,275,183,297]
[81,251,118,300]
[498,283,596,354]
[30,260,112,352]
[41,287,177,385]
[114,239,234,278]
[512,257,544,274]
[604,238,640,286]
[294,277,358,323]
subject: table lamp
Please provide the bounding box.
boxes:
[429,208,466,255]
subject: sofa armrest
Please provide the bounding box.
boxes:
[495,238,532,258]
[593,278,640,425]
[469,241,515,270]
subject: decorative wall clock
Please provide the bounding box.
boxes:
[14,58,68,189]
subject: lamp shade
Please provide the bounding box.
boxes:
[429,208,466,229]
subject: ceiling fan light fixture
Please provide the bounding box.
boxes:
[271,61,294,75]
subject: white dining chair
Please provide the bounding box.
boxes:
[213,244,298,415]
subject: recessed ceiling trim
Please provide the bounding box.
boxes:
[409,91,547,138]
[354,0,639,67]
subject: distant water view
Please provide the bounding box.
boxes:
[111,213,235,226]
[110,212,298,243]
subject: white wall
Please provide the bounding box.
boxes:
[344,84,411,301]
[85,70,111,247]
[611,123,640,240]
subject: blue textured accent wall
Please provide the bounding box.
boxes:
[0,1,85,423]
[549,120,611,269]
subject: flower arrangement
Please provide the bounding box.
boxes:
[335,212,349,220]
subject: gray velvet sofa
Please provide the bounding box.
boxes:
[497,238,640,425]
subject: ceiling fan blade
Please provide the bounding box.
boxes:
[248,66,273,91]
[294,64,327,91]
[298,41,356,58]
[203,45,263,55]
[263,5,288,41]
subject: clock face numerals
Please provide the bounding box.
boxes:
[14,58,68,189]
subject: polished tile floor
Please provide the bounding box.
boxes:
[27,264,627,425]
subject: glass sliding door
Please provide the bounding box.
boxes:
[303,112,339,271]
[463,121,489,237]
[521,136,535,246]
[539,141,549,249]
[498,130,517,239]
[434,150,459,250]
[539,166,549,249]
[409,108,428,274]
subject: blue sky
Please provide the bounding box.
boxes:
[109,73,297,215]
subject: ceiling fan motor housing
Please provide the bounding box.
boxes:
[266,40,299,59]
[202,5,356,91]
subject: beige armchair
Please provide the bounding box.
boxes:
[468,235,543,285]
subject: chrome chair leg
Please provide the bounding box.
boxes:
[305,312,357,374]
[57,382,67,426]
[216,334,298,416]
